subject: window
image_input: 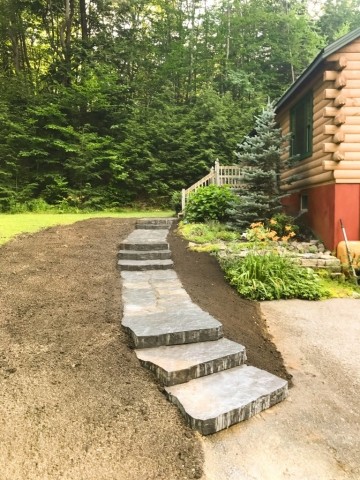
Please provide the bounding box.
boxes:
[290,92,313,160]
[300,194,308,211]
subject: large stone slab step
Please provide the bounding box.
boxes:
[120,228,170,251]
[165,365,288,435]
[121,270,224,348]
[135,338,246,386]
[118,249,172,261]
[120,241,169,251]
[118,259,174,271]
[135,224,171,230]
[136,218,175,227]
[122,310,223,348]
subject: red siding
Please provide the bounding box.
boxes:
[282,193,300,216]
[334,184,360,246]
[282,184,360,250]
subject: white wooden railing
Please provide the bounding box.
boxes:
[181,160,245,211]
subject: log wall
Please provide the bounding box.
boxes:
[278,36,360,192]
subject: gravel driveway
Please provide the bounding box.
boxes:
[202,298,360,480]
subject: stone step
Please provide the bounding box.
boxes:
[137,218,175,226]
[120,241,169,251]
[122,309,223,349]
[118,249,172,261]
[135,224,171,230]
[165,365,288,435]
[118,259,174,271]
[121,270,224,348]
[120,228,170,252]
[135,338,247,386]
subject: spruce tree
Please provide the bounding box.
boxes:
[232,100,290,230]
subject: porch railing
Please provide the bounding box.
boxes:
[181,160,244,211]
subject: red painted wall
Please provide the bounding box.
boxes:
[334,184,360,246]
[282,192,300,216]
[307,184,336,250]
[282,184,360,251]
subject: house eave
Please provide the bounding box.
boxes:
[275,52,324,111]
[275,26,360,112]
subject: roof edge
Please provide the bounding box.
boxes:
[275,26,360,112]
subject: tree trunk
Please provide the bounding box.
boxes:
[79,0,88,42]
[60,0,74,85]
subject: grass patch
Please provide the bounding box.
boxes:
[320,279,358,298]
[189,243,222,254]
[318,270,360,298]
[0,210,173,245]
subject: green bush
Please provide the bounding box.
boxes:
[179,221,240,244]
[170,191,182,214]
[26,198,51,212]
[42,175,69,205]
[185,185,239,223]
[266,213,299,239]
[221,252,328,301]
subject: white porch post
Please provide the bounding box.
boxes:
[215,159,220,185]
[181,188,186,212]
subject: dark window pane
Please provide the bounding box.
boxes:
[291,93,313,159]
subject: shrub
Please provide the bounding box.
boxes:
[179,221,240,244]
[221,252,328,300]
[185,185,238,223]
[245,219,296,244]
[26,198,51,212]
[170,191,182,213]
[266,213,299,240]
[245,222,280,243]
[42,175,69,204]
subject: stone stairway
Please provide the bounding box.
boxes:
[118,218,288,435]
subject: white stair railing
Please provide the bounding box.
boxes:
[181,160,244,211]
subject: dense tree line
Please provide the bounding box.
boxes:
[0,0,359,211]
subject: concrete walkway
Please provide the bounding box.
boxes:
[202,299,360,480]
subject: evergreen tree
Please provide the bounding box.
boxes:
[0,0,341,210]
[232,100,290,230]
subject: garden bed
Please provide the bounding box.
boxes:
[179,222,360,300]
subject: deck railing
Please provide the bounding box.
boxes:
[181,160,245,211]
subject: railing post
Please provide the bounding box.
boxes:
[181,188,186,212]
[210,166,215,184]
[215,159,220,185]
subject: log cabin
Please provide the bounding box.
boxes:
[276,27,360,251]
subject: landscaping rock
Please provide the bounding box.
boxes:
[165,365,288,435]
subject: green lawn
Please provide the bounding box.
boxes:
[0,210,173,245]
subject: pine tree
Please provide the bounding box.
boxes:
[232,100,290,229]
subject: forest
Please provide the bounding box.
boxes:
[0,0,360,211]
